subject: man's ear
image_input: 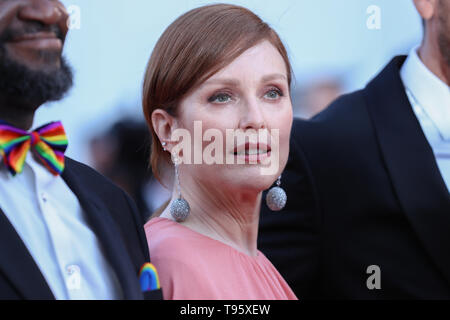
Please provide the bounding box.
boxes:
[151,109,176,149]
[413,0,438,20]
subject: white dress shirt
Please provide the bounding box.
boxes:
[400,46,450,192]
[0,153,122,300]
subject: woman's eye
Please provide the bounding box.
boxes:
[209,93,232,104]
[264,89,283,100]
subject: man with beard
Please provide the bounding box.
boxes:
[0,1,161,300]
[259,0,450,299]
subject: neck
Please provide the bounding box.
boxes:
[161,170,262,257]
[418,34,450,86]
[0,95,39,130]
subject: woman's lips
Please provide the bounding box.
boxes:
[233,150,272,163]
[232,143,271,163]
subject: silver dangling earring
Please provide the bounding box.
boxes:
[170,154,191,222]
[162,142,167,151]
[266,175,287,211]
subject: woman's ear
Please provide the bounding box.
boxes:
[152,109,175,150]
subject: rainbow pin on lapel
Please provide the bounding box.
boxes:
[139,263,160,292]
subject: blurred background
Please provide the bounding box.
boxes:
[33,0,422,219]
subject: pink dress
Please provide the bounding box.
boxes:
[144,217,298,300]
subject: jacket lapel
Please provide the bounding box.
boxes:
[364,56,450,285]
[61,160,143,300]
[0,207,55,299]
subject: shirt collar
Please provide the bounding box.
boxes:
[0,147,56,180]
[400,45,450,141]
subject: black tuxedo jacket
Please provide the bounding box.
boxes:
[0,157,162,300]
[259,56,450,299]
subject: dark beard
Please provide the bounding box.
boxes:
[0,20,73,105]
[0,45,73,105]
[438,0,450,70]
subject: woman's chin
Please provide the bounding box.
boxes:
[216,167,278,192]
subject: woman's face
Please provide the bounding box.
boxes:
[173,40,293,193]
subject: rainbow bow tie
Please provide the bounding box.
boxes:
[0,121,68,176]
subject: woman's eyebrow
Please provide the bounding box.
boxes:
[203,78,240,86]
[203,73,287,87]
[261,73,287,82]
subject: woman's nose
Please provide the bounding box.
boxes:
[18,0,65,26]
[239,99,266,130]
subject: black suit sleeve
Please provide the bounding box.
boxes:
[120,188,151,264]
[65,158,150,268]
[258,119,322,299]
